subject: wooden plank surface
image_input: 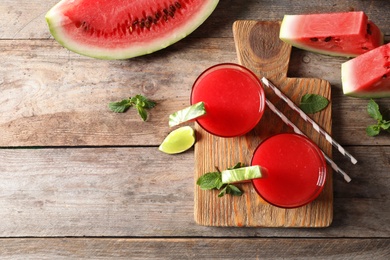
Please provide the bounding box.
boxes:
[0,39,232,147]
[0,0,389,258]
[1,38,390,146]
[0,146,388,237]
[0,238,388,259]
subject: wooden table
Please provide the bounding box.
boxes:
[1,0,389,258]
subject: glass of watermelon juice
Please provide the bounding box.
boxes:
[190,63,265,137]
[251,133,327,208]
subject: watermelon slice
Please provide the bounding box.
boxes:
[279,12,384,57]
[46,0,219,59]
[342,42,390,98]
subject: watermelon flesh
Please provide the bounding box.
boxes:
[342,43,390,98]
[46,0,219,59]
[279,12,383,57]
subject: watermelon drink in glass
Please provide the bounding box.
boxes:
[190,63,265,137]
[251,133,327,208]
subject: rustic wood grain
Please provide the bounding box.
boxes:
[0,38,236,147]
[0,238,389,259]
[1,38,389,147]
[0,0,389,258]
[193,21,333,227]
[0,146,388,237]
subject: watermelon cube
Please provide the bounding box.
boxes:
[342,43,390,98]
[280,12,384,57]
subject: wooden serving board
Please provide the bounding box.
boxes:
[194,21,333,227]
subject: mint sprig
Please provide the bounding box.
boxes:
[196,163,244,197]
[218,184,242,197]
[109,94,156,121]
[299,94,329,114]
[366,99,390,137]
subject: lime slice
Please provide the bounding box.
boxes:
[159,126,196,154]
[221,165,263,183]
[169,101,206,127]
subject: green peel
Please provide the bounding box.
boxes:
[159,126,196,154]
[169,101,206,127]
[221,165,263,183]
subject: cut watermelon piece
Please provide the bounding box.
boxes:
[342,43,390,98]
[46,0,219,59]
[280,12,384,57]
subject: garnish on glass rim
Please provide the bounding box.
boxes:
[366,99,390,137]
[169,101,206,127]
[197,163,262,197]
[221,165,263,184]
[109,94,156,121]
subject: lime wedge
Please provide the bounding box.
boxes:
[221,165,263,183]
[169,101,206,127]
[159,126,196,154]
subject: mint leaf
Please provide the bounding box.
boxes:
[196,172,222,190]
[366,125,381,137]
[299,94,329,114]
[218,184,243,197]
[134,94,156,109]
[366,99,390,137]
[136,105,148,121]
[228,162,245,170]
[381,120,390,130]
[367,99,382,121]
[218,185,228,197]
[109,99,133,113]
[196,163,245,197]
[109,94,155,121]
[226,184,243,196]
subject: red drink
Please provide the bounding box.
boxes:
[251,133,327,208]
[191,63,265,137]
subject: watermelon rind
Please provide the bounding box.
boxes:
[342,43,390,98]
[280,12,384,58]
[46,0,219,60]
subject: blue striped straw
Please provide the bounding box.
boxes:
[261,77,358,165]
[265,99,352,183]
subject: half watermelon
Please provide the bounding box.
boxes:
[279,12,384,57]
[342,42,390,98]
[46,0,219,59]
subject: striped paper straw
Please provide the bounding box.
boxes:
[261,77,358,165]
[266,99,352,183]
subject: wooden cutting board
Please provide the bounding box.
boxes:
[194,21,333,227]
